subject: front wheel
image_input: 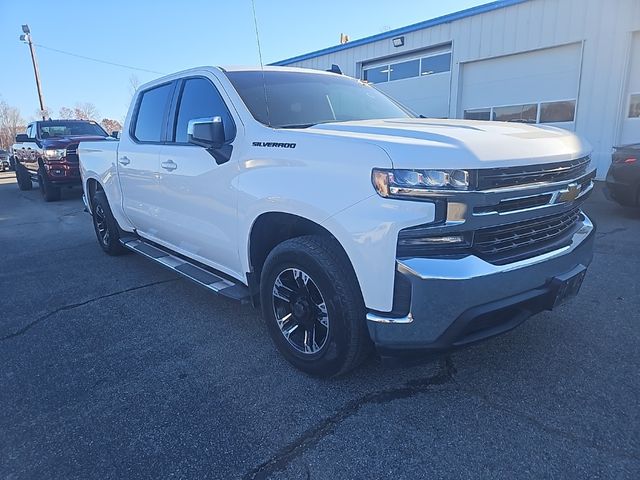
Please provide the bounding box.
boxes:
[260,235,371,377]
[15,163,32,191]
[38,166,61,202]
[91,190,127,256]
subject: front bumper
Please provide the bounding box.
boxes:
[367,213,595,356]
[44,161,81,185]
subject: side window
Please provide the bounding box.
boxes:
[133,83,173,142]
[26,125,35,138]
[174,78,235,143]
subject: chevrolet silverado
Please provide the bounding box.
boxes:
[79,66,596,376]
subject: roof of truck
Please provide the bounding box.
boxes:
[218,65,335,75]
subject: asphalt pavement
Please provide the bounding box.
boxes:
[0,170,638,479]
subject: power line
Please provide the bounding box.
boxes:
[33,43,164,75]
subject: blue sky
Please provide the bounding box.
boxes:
[0,0,485,123]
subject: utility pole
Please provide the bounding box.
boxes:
[19,25,47,120]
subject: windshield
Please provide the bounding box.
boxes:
[38,121,107,138]
[225,70,413,128]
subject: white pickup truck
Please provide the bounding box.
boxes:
[79,66,595,377]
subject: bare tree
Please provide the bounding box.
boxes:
[73,102,100,121]
[59,106,75,119]
[0,100,25,150]
[100,118,122,134]
[129,74,140,97]
[57,103,100,121]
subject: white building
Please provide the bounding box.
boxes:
[272,0,640,178]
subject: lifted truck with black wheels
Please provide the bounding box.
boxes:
[79,66,596,377]
[11,119,112,202]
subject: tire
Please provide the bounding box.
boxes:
[260,235,371,377]
[15,163,33,191]
[38,166,61,202]
[91,190,127,256]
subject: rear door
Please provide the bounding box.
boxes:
[155,76,241,276]
[117,81,175,237]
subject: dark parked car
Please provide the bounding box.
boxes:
[13,119,111,201]
[0,149,9,171]
[605,143,640,207]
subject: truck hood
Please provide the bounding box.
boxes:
[42,135,108,149]
[309,118,590,169]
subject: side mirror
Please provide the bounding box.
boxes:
[187,116,225,149]
[15,134,30,143]
[110,131,119,139]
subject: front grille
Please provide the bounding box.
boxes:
[65,144,79,163]
[473,208,582,265]
[474,194,553,214]
[477,156,591,190]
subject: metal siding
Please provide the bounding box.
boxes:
[281,0,640,178]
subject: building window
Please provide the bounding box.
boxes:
[492,104,538,123]
[629,93,640,118]
[421,52,452,76]
[464,108,491,120]
[363,49,451,84]
[389,59,420,81]
[363,66,390,84]
[464,100,577,124]
[540,100,576,123]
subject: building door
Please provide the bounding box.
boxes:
[620,32,640,145]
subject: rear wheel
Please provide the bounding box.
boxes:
[15,163,32,191]
[91,190,127,256]
[38,166,61,202]
[260,235,371,377]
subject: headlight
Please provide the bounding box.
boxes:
[44,148,67,159]
[372,168,471,198]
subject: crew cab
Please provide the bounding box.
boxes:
[13,119,112,201]
[79,66,596,377]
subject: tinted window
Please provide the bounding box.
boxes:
[174,78,235,143]
[133,83,173,142]
[464,108,491,121]
[363,66,389,84]
[492,104,538,123]
[539,100,576,123]
[421,53,451,75]
[38,121,107,138]
[629,94,640,118]
[226,71,411,128]
[389,59,420,81]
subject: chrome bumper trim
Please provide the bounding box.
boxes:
[366,312,414,324]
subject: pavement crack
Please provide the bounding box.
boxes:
[0,278,178,342]
[453,381,640,462]
[243,357,455,480]
[596,227,627,238]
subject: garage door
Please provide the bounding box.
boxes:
[620,32,640,145]
[459,43,582,129]
[362,47,452,118]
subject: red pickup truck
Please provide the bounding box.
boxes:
[13,119,112,201]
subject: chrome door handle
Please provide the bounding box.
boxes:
[161,159,177,171]
[119,156,131,166]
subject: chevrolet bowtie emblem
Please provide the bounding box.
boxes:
[556,182,582,203]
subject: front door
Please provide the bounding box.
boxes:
[155,76,241,277]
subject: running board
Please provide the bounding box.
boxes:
[121,238,250,303]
